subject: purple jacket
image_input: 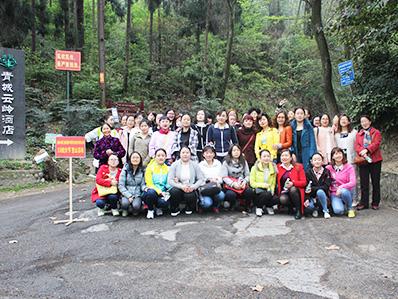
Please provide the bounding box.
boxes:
[93,136,126,166]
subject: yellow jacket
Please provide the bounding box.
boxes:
[254,127,280,160]
[249,161,276,194]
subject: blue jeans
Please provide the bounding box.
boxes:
[314,189,329,213]
[200,191,225,208]
[96,194,119,209]
[120,197,142,211]
[331,188,353,215]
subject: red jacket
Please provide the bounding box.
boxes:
[91,164,122,202]
[355,127,382,163]
[277,163,307,213]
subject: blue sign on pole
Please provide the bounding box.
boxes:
[338,60,355,86]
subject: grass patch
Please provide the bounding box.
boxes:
[0,160,35,171]
[0,182,55,193]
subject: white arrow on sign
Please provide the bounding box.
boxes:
[0,139,14,146]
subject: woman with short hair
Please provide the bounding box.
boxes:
[168,147,205,216]
[93,123,126,167]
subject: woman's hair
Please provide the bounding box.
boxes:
[180,146,192,155]
[216,109,227,116]
[320,113,331,125]
[258,113,272,128]
[227,109,238,118]
[273,111,289,127]
[139,118,150,127]
[310,152,324,164]
[107,154,120,166]
[127,151,143,174]
[202,145,216,157]
[259,149,271,158]
[155,148,167,156]
[336,113,352,133]
[360,115,372,122]
[225,144,246,166]
[279,149,294,164]
[159,115,170,122]
[248,107,261,115]
[330,147,347,165]
[101,123,111,132]
[294,107,305,114]
[147,111,156,118]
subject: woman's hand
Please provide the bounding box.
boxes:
[336,188,341,197]
[111,179,118,186]
[359,149,368,156]
[106,149,113,156]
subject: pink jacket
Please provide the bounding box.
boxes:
[326,163,356,195]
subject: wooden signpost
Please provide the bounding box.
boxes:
[53,136,88,226]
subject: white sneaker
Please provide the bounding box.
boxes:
[111,209,120,216]
[312,210,319,218]
[255,208,263,217]
[155,208,163,216]
[185,210,193,215]
[97,208,105,217]
[223,201,231,209]
[324,212,331,219]
[171,210,180,217]
[266,207,275,215]
[122,210,128,217]
[146,210,154,219]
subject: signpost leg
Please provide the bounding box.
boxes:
[66,71,70,128]
[53,157,89,226]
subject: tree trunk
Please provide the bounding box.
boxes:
[92,0,96,33]
[123,0,132,94]
[310,0,339,116]
[157,7,162,65]
[31,0,36,52]
[304,0,313,37]
[219,0,234,102]
[149,10,154,65]
[76,0,84,51]
[195,24,201,54]
[98,0,106,106]
[203,0,211,67]
[37,0,47,38]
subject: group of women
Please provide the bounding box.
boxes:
[87,106,383,220]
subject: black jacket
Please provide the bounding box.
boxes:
[305,167,332,198]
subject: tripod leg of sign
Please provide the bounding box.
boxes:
[54,157,89,226]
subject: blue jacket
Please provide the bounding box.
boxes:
[290,119,316,171]
[207,123,238,158]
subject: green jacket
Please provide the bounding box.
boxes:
[249,161,277,194]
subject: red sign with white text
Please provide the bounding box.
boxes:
[55,136,86,158]
[55,50,81,71]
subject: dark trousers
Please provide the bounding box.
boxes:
[169,187,198,212]
[359,161,382,207]
[254,190,278,208]
[224,188,255,208]
[279,187,302,212]
[96,194,119,209]
[142,189,169,210]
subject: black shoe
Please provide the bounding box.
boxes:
[294,211,302,220]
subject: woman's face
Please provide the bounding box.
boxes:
[108,155,119,168]
[332,150,344,164]
[106,116,115,127]
[140,122,149,134]
[295,109,305,122]
[311,154,323,168]
[203,149,215,162]
[148,113,155,122]
[130,153,141,166]
[259,116,268,128]
[276,113,286,126]
[155,151,166,164]
[260,151,271,164]
[280,151,292,164]
[121,116,128,126]
[160,118,170,130]
[155,114,163,125]
[339,116,350,128]
[313,116,320,127]
[216,112,227,124]
[243,118,253,129]
[231,146,241,159]
[102,125,111,136]
[127,116,135,129]
[181,115,191,128]
[250,111,258,120]
[321,115,330,127]
[287,111,295,121]
[180,148,191,162]
[228,114,237,125]
[135,115,143,126]
[333,115,339,126]
[196,110,205,122]
[360,117,371,130]
[166,110,175,121]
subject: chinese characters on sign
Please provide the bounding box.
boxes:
[55,136,86,159]
[55,50,81,72]
[0,48,26,159]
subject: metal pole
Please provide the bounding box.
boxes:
[66,71,70,128]
[69,157,73,222]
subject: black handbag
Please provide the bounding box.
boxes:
[199,182,221,197]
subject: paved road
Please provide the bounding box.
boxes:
[1,185,397,298]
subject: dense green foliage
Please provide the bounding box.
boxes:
[0,0,397,153]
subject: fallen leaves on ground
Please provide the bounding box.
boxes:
[325,244,340,250]
[251,284,264,292]
[277,259,289,265]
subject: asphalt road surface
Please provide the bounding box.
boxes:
[1,184,397,299]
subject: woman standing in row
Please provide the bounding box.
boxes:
[315,114,336,164]
[273,111,292,160]
[254,113,280,162]
[194,110,209,161]
[171,114,199,161]
[237,115,257,169]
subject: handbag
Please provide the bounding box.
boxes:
[354,155,366,166]
[224,177,247,195]
[199,181,221,197]
[96,184,118,197]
